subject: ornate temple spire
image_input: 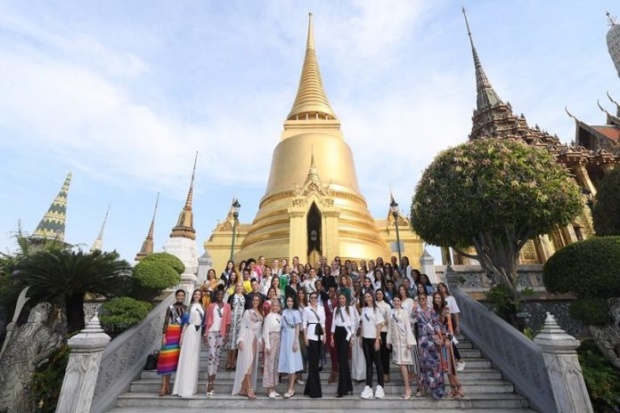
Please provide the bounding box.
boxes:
[90,204,110,252]
[170,152,198,240]
[287,13,337,121]
[462,7,503,113]
[136,193,159,261]
[33,172,72,241]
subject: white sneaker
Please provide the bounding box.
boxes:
[456,361,465,372]
[360,385,374,399]
[374,385,385,399]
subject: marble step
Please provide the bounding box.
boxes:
[109,408,537,413]
[129,379,514,394]
[199,347,482,362]
[141,367,502,381]
[115,392,531,409]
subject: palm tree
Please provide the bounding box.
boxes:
[16,249,131,333]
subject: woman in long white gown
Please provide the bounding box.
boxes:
[172,289,205,397]
[231,295,264,399]
[351,294,366,382]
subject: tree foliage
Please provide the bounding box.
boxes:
[411,139,583,299]
[139,252,185,275]
[543,236,620,298]
[15,249,131,333]
[132,258,181,302]
[100,297,152,337]
[593,167,620,236]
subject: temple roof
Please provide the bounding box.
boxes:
[32,172,72,241]
[287,13,337,121]
[463,8,502,114]
[170,152,197,240]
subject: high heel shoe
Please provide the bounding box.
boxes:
[283,390,295,398]
[246,388,256,400]
[402,391,411,400]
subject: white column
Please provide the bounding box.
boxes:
[56,315,111,413]
[419,247,438,284]
[534,312,593,413]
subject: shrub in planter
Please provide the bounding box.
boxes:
[569,297,612,326]
[543,236,620,298]
[132,260,180,301]
[100,297,152,337]
[139,252,184,275]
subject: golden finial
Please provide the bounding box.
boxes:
[170,153,198,240]
[90,204,110,252]
[287,13,337,121]
[136,193,159,261]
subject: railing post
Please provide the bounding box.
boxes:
[56,314,110,413]
[534,312,593,413]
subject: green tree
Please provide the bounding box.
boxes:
[131,253,182,302]
[411,139,583,302]
[593,167,620,236]
[15,249,131,333]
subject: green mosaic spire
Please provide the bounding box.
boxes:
[33,172,72,241]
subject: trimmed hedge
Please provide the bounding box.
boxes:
[100,297,152,336]
[569,297,612,326]
[543,236,620,298]
[133,260,180,290]
[593,167,620,236]
[140,252,184,275]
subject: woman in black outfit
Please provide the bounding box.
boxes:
[303,292,326,398]
[330,292,359,397]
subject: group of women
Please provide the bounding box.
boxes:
[156,258,465,401]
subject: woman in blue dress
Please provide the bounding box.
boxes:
[278,295,303,398]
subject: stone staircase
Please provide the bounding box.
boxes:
[106,335,537,413]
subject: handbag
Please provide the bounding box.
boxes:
[310,308,324,337]
[145,350,159,370]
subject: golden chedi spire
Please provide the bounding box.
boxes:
[90,204,110,252]
[287,13,337,121]
[135,193,159,261]
[170,152,198,240]
[33,172,72,241]
[234,14,389,263]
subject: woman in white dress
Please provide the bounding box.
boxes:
[350,292,366,383]
[262,299,282,399]
[387,295,417,399]
[172,289,205,397]
[278,295,303,398]
[375,289,392,384]
[231,295,264,399]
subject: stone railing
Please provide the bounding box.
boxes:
[89,293,174,413]
[437,264,545,290]
[446,271,558,413]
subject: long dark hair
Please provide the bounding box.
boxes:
[432,292,445,313]
[338,292,351,317]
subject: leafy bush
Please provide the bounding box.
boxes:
[131,260,180,302]
[100,297,152,337]
[30,344,70,413]
[578,339,620,412]
[569,297,612,326]
[593,167,620,236]
[140,252,184,275]
[543,236,620,298]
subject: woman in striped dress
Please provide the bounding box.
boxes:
[157,289,187,397]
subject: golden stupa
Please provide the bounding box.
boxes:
[205,14,422,269]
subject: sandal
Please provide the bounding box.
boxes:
[455,385,465,399]
[415,390,425,397]
[283,390,295,398]
[246,388,256,400]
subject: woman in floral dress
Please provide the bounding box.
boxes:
[226,283,246,371]
[203,289,231,397]
[413,293,445,399]
[262,299,282,398]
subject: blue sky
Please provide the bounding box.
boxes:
[0,0,618,266]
